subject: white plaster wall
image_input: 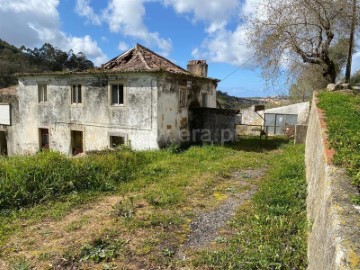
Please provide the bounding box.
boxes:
[17,74,159,155]
[265,102,310,124]
[240,105,264,126]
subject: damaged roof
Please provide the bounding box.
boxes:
[18,44,219,82]
[102,44,191,75]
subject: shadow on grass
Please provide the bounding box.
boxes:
[225,136,290,153]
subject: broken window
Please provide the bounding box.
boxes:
[39,128,49,150]
[201,92,208,107]
[72,84,82,104]
[179,87,187,108]
[71,130,83,155]
[111,84,124,105]
[38,84,47,103]
[110,136,125,148]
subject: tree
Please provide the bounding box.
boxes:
[289,65,329,102]
[345,0,357,82]
[23,43,94,72]
[249,0,352,83]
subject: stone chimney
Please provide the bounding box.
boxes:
[187,60,208,77]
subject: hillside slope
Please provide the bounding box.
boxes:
[0,39,94,89]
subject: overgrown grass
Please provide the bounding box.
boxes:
[0,148,145,210]
[195,144,307,269]
[317,91,360,196]
[0,137,308,269]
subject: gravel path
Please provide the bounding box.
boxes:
[180,169,264,252]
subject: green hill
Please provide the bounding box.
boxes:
[0,39,94,89]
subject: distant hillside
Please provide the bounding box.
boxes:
[217,90,290,109]
[0,39,34,88]
[0,39,94,89]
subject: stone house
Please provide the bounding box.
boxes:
[11,44,220,155]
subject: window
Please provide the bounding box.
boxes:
[179,87,187,108]
[201,92,208,107]
[110,136,125,148]
[72,84,82,104]
[264,113,298,135]
[38,84,47,103]
[111,84,124,105]
[39,128,49,150]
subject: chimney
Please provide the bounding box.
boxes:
[187,60,208,77]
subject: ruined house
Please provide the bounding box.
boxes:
[5,44,230,155]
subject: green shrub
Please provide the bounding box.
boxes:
[0,149,145,210]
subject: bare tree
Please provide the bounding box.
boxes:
[249,0,351,83]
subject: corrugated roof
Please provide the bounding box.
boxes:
[102,44,191,75]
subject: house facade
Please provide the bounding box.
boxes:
[13,44,218,155]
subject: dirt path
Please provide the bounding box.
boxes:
[177,169,264,259]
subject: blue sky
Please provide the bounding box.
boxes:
[0,0,287,97]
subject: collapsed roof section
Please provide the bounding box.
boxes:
[18,44,219,82]
[102,44,191,75]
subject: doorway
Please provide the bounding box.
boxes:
[39,128,49,151]
[0,131,7,155]
[71,130,83,155]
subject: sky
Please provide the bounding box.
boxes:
[1,0,360,97]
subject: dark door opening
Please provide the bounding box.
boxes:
[0,131,7,155]
[39,128,49,151]
[71,130,83,155]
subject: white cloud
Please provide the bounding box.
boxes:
[162,0,239,31]
[75,0,172,56]
[191,0,260,66]
[0,0,108,66]
[118,41,129,51]
[75,0,101,25]
[192,25,254,67]
[68,36,108,66]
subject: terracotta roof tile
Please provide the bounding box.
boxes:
[0,86,17,96]
[102,44,191,75]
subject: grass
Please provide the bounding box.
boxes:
[317,91,360,200]
[194,144,307,269]
[0,137,307,269]
[0,147,146,210]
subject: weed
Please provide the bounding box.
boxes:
[317,91,360,194]
[0,149,146,210]
[9,258,32,270]
[194,144,307,269]
[162,247,176,257]
[112,197,136,219]
[80,238,126,263]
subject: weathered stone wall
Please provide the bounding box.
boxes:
[189,107,237,145]
[156,75,217,147]
[17,73,159,154]
[305,94,360,270]
[15,72,217,155]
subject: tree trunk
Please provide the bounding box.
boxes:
[345,0,357,83]
[323,61,337,83]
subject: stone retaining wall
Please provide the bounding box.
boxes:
[305,93,360,270]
